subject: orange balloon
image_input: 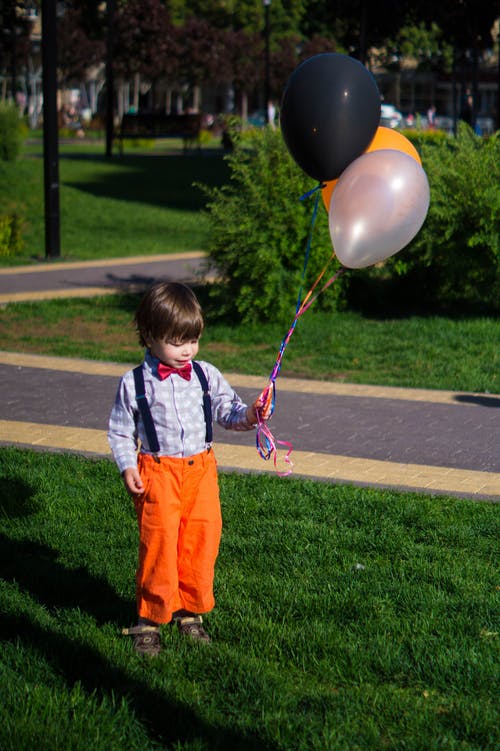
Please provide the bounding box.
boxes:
[321,127,422,212]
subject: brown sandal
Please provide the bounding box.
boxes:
[175,615,211,643]
[122,625,161,656]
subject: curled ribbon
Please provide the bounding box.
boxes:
[256,418,294,477]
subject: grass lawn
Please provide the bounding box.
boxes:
[0,293,498,392]
[0,447,498,751]
[0,139,229,263]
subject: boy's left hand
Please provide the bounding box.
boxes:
[122,467,145,497]
[251,387,273,423]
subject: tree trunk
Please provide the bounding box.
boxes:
[241,91,248,121]
[192,84,200,112]
[133,73,140,112]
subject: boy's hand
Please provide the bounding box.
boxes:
[249,387,273,424]
[247,403,259,425]
[122,467,144,497]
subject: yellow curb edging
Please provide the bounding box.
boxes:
[0,251,206,275]
[1,420,499,499]
[0,287,124,304]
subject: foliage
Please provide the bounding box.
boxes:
[0,101,25,161]
[114,0,178,81]
[57,1,105,84]
[403,128,449,148]
[381,21,453,73]
[0,213,23,257]
[226,28,264,101]
[170,0,306,36]
[2,1,498,113]
[0,1,32,79]
[119,137,155,151]
[0,447,498,751]
[294,0,407,56]
[411,0,498,51]
[386,124,500,312]
[201,126,341,325]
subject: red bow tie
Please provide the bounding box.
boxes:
[157,362,192,381]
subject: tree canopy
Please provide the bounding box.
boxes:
[1,1,498,116]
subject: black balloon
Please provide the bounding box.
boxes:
[280,53,381,182]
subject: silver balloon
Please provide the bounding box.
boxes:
[329,149,430,269]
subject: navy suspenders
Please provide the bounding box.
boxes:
[133,361,213,456]
[133,366,161,454]
[192,361,213,444]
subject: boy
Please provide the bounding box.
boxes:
[108,281,268,656]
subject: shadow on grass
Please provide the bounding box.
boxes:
[0,471,130,625]
[0,611,271,750]
[62,153,230,212]
[0,472,269,748]
[0,478,37,518]
[345,272,499,320]
[0,534,131,625]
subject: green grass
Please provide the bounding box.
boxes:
[0,141,229,263]
[0,446,498,751]
[0,293,498,392]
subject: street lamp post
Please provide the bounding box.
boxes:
[263,0,271,123]
[41,0,60,258]
[497,30,500,131]
[105,0,116,158]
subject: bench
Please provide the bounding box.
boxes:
[117,112,202,154]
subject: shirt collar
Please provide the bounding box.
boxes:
[144,350,159,374]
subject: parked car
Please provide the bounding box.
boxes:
[380,103,403,129]
[247,110,266,127]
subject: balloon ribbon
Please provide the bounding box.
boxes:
[255,191,345,474]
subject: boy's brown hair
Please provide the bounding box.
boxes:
[135,282,204,347]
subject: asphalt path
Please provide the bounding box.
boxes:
[0,252,209,302]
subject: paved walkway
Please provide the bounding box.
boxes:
[1,255,499,501]
[0,252,209,304]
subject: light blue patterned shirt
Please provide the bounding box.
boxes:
[108,351,255,472]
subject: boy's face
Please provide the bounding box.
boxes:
[146,337,200,369]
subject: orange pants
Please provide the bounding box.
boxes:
[134,450,222,624]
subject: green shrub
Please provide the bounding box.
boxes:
[403,128,449,149]
[201,127,341,325]
[0,214,24,257]
[199,128,214,145]
[115,137,155,152]
[123,137,155,149]
[202,123,499,321]
[0,102,25,161]
[386,124,500,312]
[58,127,84,139]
